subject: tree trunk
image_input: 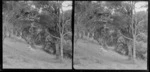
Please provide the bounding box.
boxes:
[131,1,136,62]
[91,33,94,40]
[84,31,87,39]
[127,42,132,60]
[87,32,90,39]
[55,42,60,59]
[82,31,86,39]
[60,34,64,61]
[132,34,136,62]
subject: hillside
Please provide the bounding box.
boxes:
[3,38,71,69]
[73,39,147,69]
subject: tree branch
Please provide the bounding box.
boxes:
[63,31,72,36]
[118,30,133,41]
[45,28,60,40]
[64,19,71,27]
[62,17,71,34]
[49,34,60,40]
[136,19,145,28]
[57,22,61,34]
[121,33,133,41]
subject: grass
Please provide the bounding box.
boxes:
[74,39,147,69]
[3,38,72,69]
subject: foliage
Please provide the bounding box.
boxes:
[75,1,147,61]
[3,1,72,59]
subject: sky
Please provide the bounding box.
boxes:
[29,1,72,13]
[62,1,148,12]
[62,1,72,11]
[135,1,148,12]
[30,1,147,13]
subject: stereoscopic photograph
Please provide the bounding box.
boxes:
[2,0,148,70]
[3,1,72,69]
[74,1,148,69]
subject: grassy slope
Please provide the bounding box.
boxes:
[3,38,71,69]
[74,39,147,69]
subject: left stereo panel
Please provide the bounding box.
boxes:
[2,1,72,69]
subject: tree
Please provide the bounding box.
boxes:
[128,1,147,62]
[106,1,148,62]
[34,1,72,61]
[56,1,72,61]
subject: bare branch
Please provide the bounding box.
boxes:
[62,17,71,35]
[136,19,145,28]
[45,28,60,40]
[63,31,72,36]
[49,34,60,40]
[121,33,133,41]
[118,30,133,41]
[64,19,71,27]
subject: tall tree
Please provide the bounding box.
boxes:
[34,1,72,61]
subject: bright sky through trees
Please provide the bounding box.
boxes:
[29,1,147,13]
[135,1,148,12]
[62,1,72,11]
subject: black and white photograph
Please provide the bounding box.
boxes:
[3,1,72,69]
[2,0,149,70]
[74,1,148,69]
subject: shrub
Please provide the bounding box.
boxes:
[115,42,128,55]
[63,40,72,58]
[136,42,147,60]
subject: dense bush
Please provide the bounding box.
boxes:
[63,40,72,58]
[115,42,128,55]
[136,42,147,60]
[114,39,147,60]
